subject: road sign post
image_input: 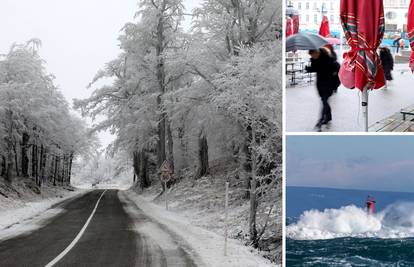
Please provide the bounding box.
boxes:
[160,160,172,211]
[164,180,168,210]
[224,181,229,256]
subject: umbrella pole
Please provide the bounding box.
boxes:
[362,87,369,132]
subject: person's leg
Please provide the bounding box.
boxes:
[322,96,332,123]
[315,97,325,128]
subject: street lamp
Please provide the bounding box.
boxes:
[321,3,328,19]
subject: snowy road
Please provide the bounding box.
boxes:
[0,190,197,267]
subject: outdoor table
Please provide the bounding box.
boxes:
[401,106,414,121]
[286,61,307,86]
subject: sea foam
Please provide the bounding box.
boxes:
[287,202,414,240]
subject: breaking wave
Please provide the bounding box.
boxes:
[287,202,414,240]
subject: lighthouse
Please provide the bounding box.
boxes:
[366,195,376,215]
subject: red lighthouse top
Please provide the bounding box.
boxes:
[366,195,376,215]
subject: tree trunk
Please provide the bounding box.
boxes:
[61,155,66,185]
[68,152,73,185]
[5,159,12,182]
[6,109,13,182]
[197,134,209,179]
[139,151,150,189]
[40,146,47,186]
[1,156,6,177]
[157,108,166,168]
[133,151,140,179]
[243,126,253,199]
[166,121,174,173]
[21,132,30,177]
[32,144,38,184]
[38,145,45,187]
[177,125,188,168]
[13,143,19,177]
[53,155,58,186]
[156,0,167,169]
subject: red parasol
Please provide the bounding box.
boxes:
[286,17,293,37]
[319,16,331,37]
[340,0,385,131]
[408,0,414,72]
[340,0,385,91]
[292,15,300,34]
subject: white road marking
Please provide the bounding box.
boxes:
[44,190,107,267]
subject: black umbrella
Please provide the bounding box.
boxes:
[286,32,328,52]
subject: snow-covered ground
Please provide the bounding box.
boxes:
[121,189,278,267]
[0,178,86,240]
[286,64,414,132]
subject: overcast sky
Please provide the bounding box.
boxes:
[287,136,414,192]
[0,0,200,147]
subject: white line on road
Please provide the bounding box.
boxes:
[45,190,107,267]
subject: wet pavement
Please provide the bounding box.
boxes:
[286,64,414,132]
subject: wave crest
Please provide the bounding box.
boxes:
[287,202,414,240]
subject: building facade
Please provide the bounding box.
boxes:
[383,0,410,32]
[287,0,410,35]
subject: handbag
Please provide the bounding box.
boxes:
[339,52,356,89]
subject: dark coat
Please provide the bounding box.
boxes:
[380,47,394,80]
[306,48,340,98]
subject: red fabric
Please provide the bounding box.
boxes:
[408,0,414,72]
[340,0,385,90]
[319,16,331,37]
[339,55,355,89]
[286,17,293,37]
[292,15,300,34]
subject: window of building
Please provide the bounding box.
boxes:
[330,15,334,23]
[298,2,301,9]
[306,14,309,22]
[314,14,318,23]
[306,2,309,9]
[386,11,397,20]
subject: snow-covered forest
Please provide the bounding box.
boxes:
[75,0,282,262]
[0,39,95,187]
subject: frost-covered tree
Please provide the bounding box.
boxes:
[75,0,190,190]
[0,40,94,186]
[211,44,282,245]
[75,0,282,255]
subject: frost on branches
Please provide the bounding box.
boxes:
[0,40,95,187]
[75,0,282,263]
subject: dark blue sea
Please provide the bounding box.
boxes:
[287,187,414,266]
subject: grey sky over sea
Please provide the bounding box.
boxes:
[287,136,414,192]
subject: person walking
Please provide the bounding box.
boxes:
[399,38,405,55]
[380,46,394,85]
[393,33,402,54]
[306,47,341,130]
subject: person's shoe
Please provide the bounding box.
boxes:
[315,120,323,129]
[322,118,332,125]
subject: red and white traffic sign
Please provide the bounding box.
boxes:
[160,160,172,174]
[160,160,172,182]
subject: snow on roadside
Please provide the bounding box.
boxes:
[121,190,277,267]
[0,180,87,240]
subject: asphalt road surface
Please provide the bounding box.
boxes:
[0,190,197,267]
